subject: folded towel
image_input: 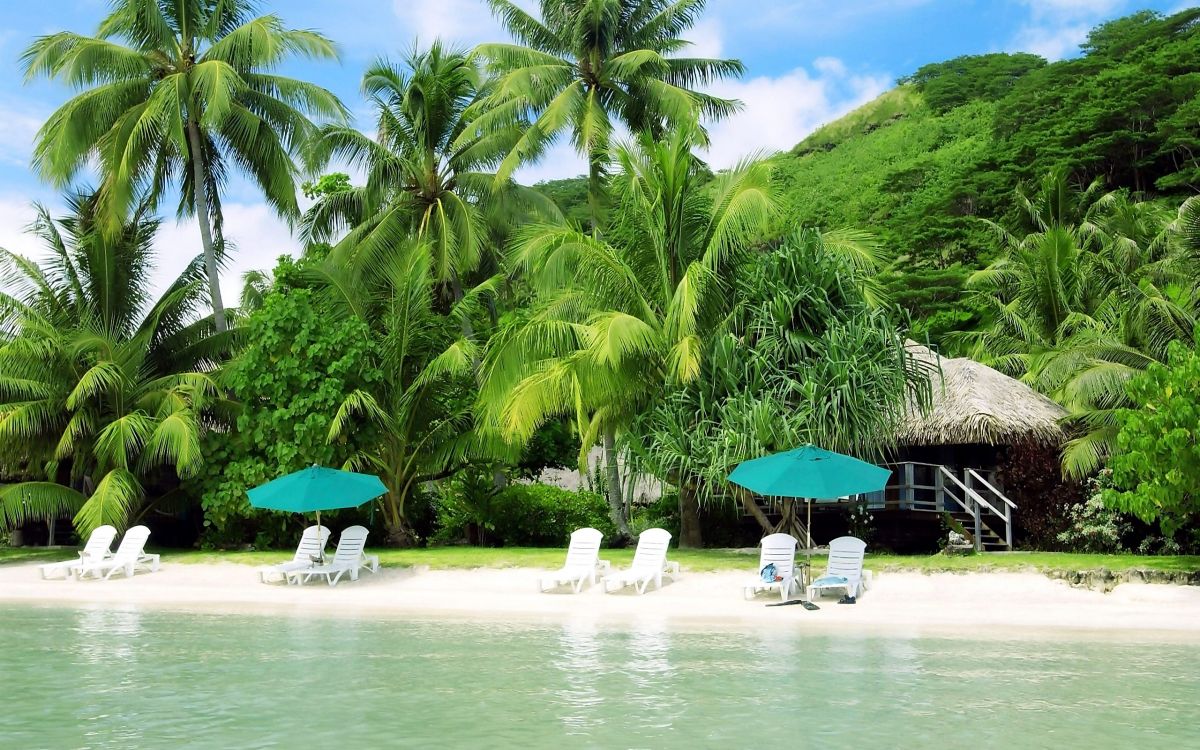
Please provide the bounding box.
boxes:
[812,575,849,587]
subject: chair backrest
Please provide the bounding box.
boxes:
[112,526,151,561]
[331,525,369,566]
[631,528,672,570]
[825,536,866,579]
[292,525,331,563]
[82,525,118,559]
[758,533,798,579]
[564,527,603,568]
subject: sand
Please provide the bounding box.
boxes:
[2,560,1199,639]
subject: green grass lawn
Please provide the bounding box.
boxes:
[4,544,1199,574]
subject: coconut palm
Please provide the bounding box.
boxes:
[475,0,744,229]
[307,234,501,546]
[0,193,227,536]
[22,0,347,331]
[481,125,774,536]
[959,176,1199,477]
[303,42,552,302]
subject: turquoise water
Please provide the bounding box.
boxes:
[1,606,1198,749]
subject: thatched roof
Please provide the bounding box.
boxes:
[897,342,1067,447]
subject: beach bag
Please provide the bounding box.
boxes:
[760,563,777,583]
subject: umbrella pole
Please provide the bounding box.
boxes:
[316,510,324,565]
[806,499,812,555]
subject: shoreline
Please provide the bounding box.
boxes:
[2,561,1199,641]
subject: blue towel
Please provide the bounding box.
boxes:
[813,575,849,588]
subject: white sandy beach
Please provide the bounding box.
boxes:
[3,561,1199,640]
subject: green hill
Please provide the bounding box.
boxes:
[534,8,1200,346]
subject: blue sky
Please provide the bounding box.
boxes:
[0,0,1191,300]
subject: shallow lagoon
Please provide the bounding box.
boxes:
[1,605,1198,749]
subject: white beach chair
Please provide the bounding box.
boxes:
[539,527,609,593]
[74,526,160,580]
[258,525,331,584]
[602,528,676,594]
[287,525,370,586]
[743,533,801,602]
[807,536,867,601]
[39,525,117,580]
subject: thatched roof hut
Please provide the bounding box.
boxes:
[897,342,1067,447]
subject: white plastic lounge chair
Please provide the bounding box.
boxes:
[39,525,117,580]
[74,526,160,580]
[807,536,867,601]
[602,528,676,594]
[287,525,370,586]
[258,525,331,584]
[539,527,609,593]
[743,533,801,602]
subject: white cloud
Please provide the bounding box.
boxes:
[1013,23,1092,61]
[684,18,724,59]
[0,194,299,314]
[701,61,891,168]
[155,204,300,309]
[1010,0,1126,60]
[0,196,43,259]
[0,99,47,168]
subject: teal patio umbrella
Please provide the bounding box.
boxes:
[247,465,387,562]
[728,444,891,550]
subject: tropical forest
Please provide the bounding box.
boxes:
[1,0,1199,560]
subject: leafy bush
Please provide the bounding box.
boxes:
[996,441,1086,549]
[192,287,380,547]
[441,483,616,547]
[1104,336,1200,535]
[1058,475,1134,553]
[630,492,680,540]
[496,484,616,546]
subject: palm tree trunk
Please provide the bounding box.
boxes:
[678,484,703,548]
[587,146,605,237]
[602,428,632,541]
[186,120,228,333]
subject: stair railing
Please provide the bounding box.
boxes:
[939,467,1011,551]
[966,469,1017,550]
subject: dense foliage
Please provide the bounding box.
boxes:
[194,286,379,544]
[435,477,614,547]
[22,0,345,330]
[0,195,224,534]
[6,2,1200,552]
[1104,336,1200,536]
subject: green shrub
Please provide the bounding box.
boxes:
[436,482,614,547]
[1104,335,1200,535]
[191,287,380,547]
[631,492,679,539]
[1058,476,1134,553]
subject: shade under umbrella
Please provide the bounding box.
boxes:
[728,444,891,553]
[247,465,387,562]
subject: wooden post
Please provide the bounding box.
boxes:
[1005,502,1013,551]
[934,468,945,513]
[903,463,915,510]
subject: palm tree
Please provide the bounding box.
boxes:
[0,193,227,536]
[481,125,774,537]
[475,0,744,230]
[303,42,552,303]
[22,0,347,331]
[309,236,501,546]
[959,175,1198,477]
